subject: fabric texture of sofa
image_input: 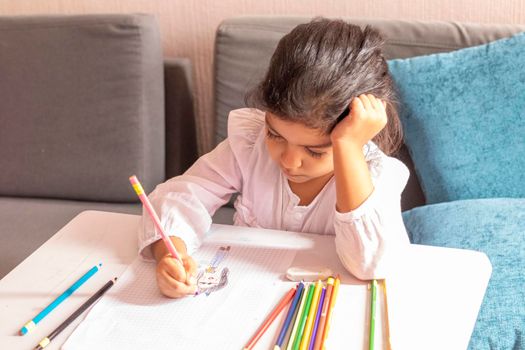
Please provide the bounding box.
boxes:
[0,14,198,278]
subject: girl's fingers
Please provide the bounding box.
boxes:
[183,257,199,285]
[359,94,372,110]
[351,96,365,115]
[158,269,197,297]
[367,94,384,111]
[163,256,187,281]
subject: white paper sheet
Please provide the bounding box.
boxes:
[62,243,296,350]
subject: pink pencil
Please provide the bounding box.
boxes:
[129,175,182,263]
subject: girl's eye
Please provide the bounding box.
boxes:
[305,148,324,159]
[266,130,282,140]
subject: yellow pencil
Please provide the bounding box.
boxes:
[320,276,340,349]
[299,280,323,350]
[383,279,392,350]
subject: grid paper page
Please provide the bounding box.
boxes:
[62,243,296,350]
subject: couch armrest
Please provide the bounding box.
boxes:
[164,58,199,178]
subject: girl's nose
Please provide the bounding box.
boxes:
[281,146,302,169]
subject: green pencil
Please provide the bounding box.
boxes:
[292,284,315,350]
[369,280,378,350]
[285,284,309,350]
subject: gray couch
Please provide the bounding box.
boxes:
[0,14,198,278]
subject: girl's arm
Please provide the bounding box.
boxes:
[330,95,409,280]
[331,94,387,212]
[139,138,242,260]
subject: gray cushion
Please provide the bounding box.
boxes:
[212,206,235,225]
[214,16,525,210]
[0,197,140,279]
[0,14,165,202]
[164,58,198,178]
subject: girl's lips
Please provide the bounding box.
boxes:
[282,168,304,178]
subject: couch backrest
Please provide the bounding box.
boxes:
[214,16,525,210]
[0,14,164,203]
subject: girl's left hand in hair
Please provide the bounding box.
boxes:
[330,94,387,147]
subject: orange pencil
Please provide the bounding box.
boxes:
[312,277,335,350]
[244,286,297,350]
[319,276,340,349]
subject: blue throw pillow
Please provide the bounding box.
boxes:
[402,198,525,350]
[388,32,525,204]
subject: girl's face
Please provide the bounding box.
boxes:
[265,113,334,184]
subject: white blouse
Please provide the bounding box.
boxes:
[138,108,410,280]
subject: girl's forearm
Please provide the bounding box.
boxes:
[152,236,188,262]
[332,140,374,212]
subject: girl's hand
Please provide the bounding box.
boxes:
[331,94,387,147]
[156,252,198,298]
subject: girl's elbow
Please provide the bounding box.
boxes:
[335,243,388,280]
[342,257,386,280]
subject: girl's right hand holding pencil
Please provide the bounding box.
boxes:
[152,237,198,298]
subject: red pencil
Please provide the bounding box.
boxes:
[244,286,297,350]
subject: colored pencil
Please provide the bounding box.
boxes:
[369,279,378,350]
[383,279,392,350]
[244,285,297,350]
[292,283,315,350]
[286,283,309,350]
[312,277,335,350]
[280,287,304,350]
[319,276,340,349]
[19,264,101,335]
[308,287,326,350]
[275,282,305,349]
[129,175,182,263]
[299,280,323,350]
[34,278,117,350]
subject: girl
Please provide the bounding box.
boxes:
[139,18,410,298]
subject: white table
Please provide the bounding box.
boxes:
[0,211,491,350]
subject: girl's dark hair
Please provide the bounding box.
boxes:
[246,17,403,155]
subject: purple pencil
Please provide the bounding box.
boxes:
[308,287,326,350]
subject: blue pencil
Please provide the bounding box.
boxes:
[20,263,101,335]
[274,282,305,349]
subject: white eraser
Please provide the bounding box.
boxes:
[285,266,333,282]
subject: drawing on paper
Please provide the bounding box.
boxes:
[196,246,231,296]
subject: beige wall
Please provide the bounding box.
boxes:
[2,0,524,153]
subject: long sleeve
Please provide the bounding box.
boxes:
[138,139,242,260]
[333,148,410,280]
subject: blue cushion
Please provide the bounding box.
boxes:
[402,198,525,350]
[388,32,525,204]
